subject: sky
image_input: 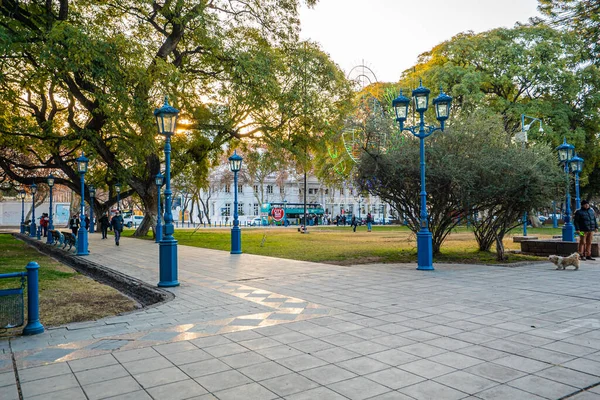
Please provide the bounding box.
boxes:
[299,0,541,83]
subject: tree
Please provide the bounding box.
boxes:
[0,0,350,237]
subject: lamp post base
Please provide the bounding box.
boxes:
[76,229,89,256]
[158,239,179,287]
[155,224,162,243]
[416,230,434,271]
[562,223,575,242]
[29,223,37,238]
[231,227,242,254]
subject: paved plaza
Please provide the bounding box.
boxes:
[2,234,600,399]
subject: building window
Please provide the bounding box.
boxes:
[253,185,259,193]
[238,203,244,214]
[280,186,285,194]
[309,188,317,195]
[224,184,230,193]
[211,203,215,216]
[253,203,259,216]
[238,184,243,193]
[380,204,385,214]
[267,185,273,194]
[224,203,231,216]
[340,188,344,195]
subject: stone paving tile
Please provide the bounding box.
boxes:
[0,370,16,387]
[368,349,420,367]
[492,355,552,374]
[508,375,579,399]
[82,376,142,400]
[398,380,467,400]
[542,341,598,357]
[178,358,231,378]
[68,354,118,372]
[20,372,80,397]
[276,353,328,372]
[104,390,153,400]
[238,360,292,381]
[285,386,349,400]
[219,350,269,368]
[398,342,447,358]
[476,384,546,400]
[255,344,304,360]
[463,361,527,383]
[434,370,498,395]
[338,356,390,375]
[27,386,87,400]
[570,392,600,400]
[398,358,456,379]
[456,345,509,361]
[299,364,357,385]
[122,355,173,374]
[364,367,425,390]
[19,361,72,382]
[112,347,160,364]
[328,376,392,400]
[563,358,600,376]
[153,340,198,355]
[74,364,129,386]
[132,366,189,389]
[535,366,600,389]
[163,349,212,366]
[429,352,484,370]
[1,382,19,400]
[261,372,320,397]
[194,369,252,392]
[213,382,279,400]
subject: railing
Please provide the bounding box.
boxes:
[0,262,44,335]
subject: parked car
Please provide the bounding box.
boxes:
[250,217,263,226]
[123,215,144,228]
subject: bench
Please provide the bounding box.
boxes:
[49,230,63,246]
[521,239,600,257]
[61,231,77,251]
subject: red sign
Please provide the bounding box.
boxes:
[272,208,285,221]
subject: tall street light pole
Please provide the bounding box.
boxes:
[76,153,90,255]
[29,183,37,237]
[519,114,544,236]
[154,97,179,287]
[392,81,452,270]
[556,138,575,242]
[229,151,243,254]
[155,173,164,243]
[47,174,55,244]
[115,183,121,211]
[89,186,96,233]
[570,154,584,210]
[19,189,26,234]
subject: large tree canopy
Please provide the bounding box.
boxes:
[0,0,351,235]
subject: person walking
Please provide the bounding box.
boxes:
[40,213,49,237]
[111,211,124,246]
[99,212,110,239]
[574,200,598,260]
[366,212,373,232]
[69,213,80,236]
[84,214,91,231]
[351,216,358,232]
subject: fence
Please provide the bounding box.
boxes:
[0,261,44,335]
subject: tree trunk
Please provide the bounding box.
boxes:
[132,185,159,238]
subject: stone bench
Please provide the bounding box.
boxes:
[521,240,599,257]
[512,236,538,243]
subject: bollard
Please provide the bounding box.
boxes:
[37,225,42,240]
[23,262,44,335]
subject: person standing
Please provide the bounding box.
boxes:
[40,213,49,237]
[351,216,358,232]
[69,213,80,236]
[574,200,598,260]
[84,214,90,231]
[366,212,373,232]
[111,211,124,246]
[99,212,110,239]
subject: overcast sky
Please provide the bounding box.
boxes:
[299,0,541,83]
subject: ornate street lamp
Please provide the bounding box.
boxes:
[154,96,180,287]
[46,174,55,244]
[89,185,96,233]
[570,154,584,210]
[519,114,544,236]
[392,82,452,270]
[29,183,37,237]
[19,189,26,234]
[155,173,164,243]
[115,183,122,211]
[556,138,575,242]
[229,151,243,254]
[76,152,90,255]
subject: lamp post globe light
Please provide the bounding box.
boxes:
[556,138,576,242]
[570,154,584,210]
[115,183,121,211]
[155,173,164,243]
[19,189,26,234]
[89,185,96,233]
[392,81,452,271]
[76,153,90,255]
[46,174,55,244]
[154,96,179,287]
[29,183,37,237]
[229,151,243,254]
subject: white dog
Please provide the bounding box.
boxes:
[549,253,580,270]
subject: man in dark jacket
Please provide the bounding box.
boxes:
[99,212,110,239]
[574,200,598,260]
[111,211,124,246]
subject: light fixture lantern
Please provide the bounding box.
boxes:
[392,89,410,124]
[19,190,25,199]
[412,81,430,112]
[570,154,584,174]
[556,138,575,164]
[155,173,164,187]
[115,183,121,193]
[432,88,452,125]
[47,173,55,187]
[228,151,243,172]
[89,185,96,197]
[31,183,37,195]
[154,96,180,136]
[76,152,89,173]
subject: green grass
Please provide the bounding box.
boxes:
[123,224,553,265]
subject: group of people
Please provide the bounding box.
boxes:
[68,211,124,246]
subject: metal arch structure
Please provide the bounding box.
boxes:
[347,62,379,91]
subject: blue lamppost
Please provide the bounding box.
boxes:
[89,185,96,233]
[29,183,37,237]
[229,151,243,254]
[570,154,584,210]
[519,114,544,236]
[154,97,179,287]
[392,82,452,270]
[46,174,55,244]
[552,200,558,228]
[76,153,90,255]
[155,173,164,243]
[556,138,575,242]
[19,189,26,234]
[115,183,121,211]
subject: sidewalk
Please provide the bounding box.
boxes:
[2,233,600,399]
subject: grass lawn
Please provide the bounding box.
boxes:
[0,234,138,336]
[123,224,557,265]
